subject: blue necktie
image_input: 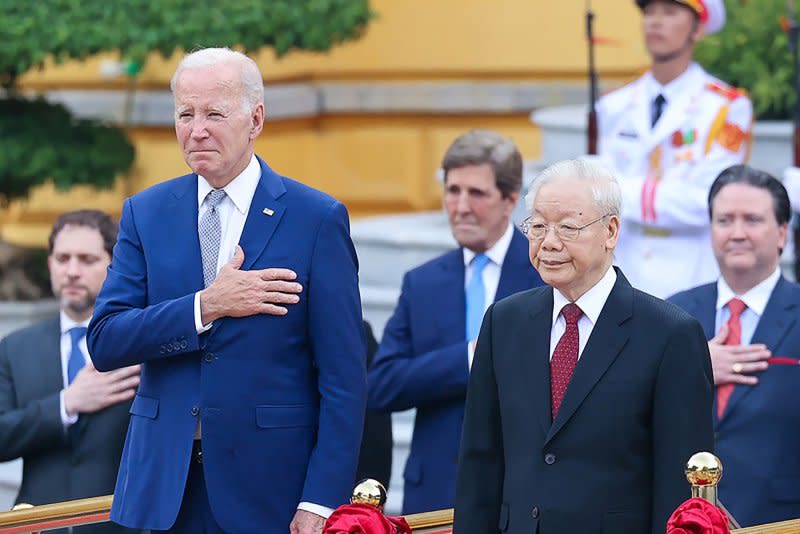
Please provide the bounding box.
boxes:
[67,326,88,384]
[465,254,490,341]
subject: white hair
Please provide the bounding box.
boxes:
[525,158,621,217]
[170,47,264,112]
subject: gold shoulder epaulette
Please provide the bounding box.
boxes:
[705,81,746,101]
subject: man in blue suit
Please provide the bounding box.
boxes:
[670,165,800,527]
[368,130,544,514]
[87,48,366,534]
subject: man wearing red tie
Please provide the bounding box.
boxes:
[669,165,800,527]
[454,159,714,534]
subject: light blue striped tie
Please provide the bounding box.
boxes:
[465,254,490,341]
[200,189,227,287]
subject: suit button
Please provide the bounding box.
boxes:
[204,353,214,363]
[544,453,556,465]
[159,346,166,354]
[166,344,173,353]
[191,406,199,416]
[173,342,182,351]
[180,341,188,350]
[531,506,539,519]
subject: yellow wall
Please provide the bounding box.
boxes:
[4,0,649,247]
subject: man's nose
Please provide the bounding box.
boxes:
[190,118,209,139]
[455,192,472,213]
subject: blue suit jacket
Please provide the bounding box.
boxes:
[367,229,543,514]
[670,277,800,527]
[88,157,366,534]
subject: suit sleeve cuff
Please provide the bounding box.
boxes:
[194,292,213,334]
[60,390,78,428]
[297,502,335,519]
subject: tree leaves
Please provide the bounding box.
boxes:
[694,0,794,119]
[0,98,134,205]
[0,0,374,204]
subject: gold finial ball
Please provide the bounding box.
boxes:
[685,452,723,486]
[351,478,387,509]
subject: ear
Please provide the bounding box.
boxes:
[605,215,620,250]
[249,103,265,140]
[690,19,706,43]
[778,222,789,252]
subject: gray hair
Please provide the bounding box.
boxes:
[170,47,264,112]
[525,158,621,216]
[442,129,522,199]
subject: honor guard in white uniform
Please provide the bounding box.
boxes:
[596,0,752,298]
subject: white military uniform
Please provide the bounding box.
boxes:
[597,61,752,298]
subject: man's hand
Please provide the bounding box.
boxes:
[200,245,303,324]
[708,323,770,385]
[63,363,140,415]
[290,509,326,534]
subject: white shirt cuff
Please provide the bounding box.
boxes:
[467,340,476,370]
[194,292,213,334]
[60,390,78,427]
[297,502,335,519]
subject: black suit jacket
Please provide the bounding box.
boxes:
[356,321,392,487]
[0,317,135,534]
[454,269,715,534]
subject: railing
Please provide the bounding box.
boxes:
[0,496,111,534]
[1,453,800,533]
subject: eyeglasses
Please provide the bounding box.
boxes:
[520,214,611,242]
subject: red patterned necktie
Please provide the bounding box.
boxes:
[551,303,583,420]
[716,298,746,419]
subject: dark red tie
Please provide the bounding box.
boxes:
[716,298,746,419]
[551,303,583,420]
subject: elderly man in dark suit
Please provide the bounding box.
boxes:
[454,159,714,534]
[0,210,140,533]
[669,165,800,527]
[368,130,544,514]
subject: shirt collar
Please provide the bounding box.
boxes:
[644,61,702,105]
[60,310,91,335]
[462,222,515,268]
[552,265,617,327]
[716,267,781,316]
[196,154,261,215]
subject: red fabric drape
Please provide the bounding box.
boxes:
[322,503,412,534]
[666,498,730,534]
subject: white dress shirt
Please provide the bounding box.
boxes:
[550,266,617,360]
[59,311,91,427]
[715,267,781,345]
[464,223,514,368]
[193,154,261,333]
[642,62,702,119]
[191,154,331,518]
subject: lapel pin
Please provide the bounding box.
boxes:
[262,207,274,217]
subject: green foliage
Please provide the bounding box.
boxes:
[694,0,794,119]
[0,0,374,204]
[0,98,134,205]
[1,0,374,87]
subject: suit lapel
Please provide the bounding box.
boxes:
[723,277,798,419]
[239,157,287,271]
[436,250,467,341]
[168,175,204,293]
[43,318,64,394]
[689,284,718,340]
[523,288,555,436]
[545,271,633,445]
